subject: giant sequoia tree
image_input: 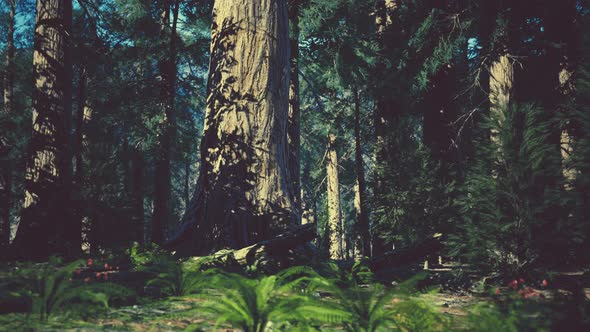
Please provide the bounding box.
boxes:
[11,0,74,259]
[168,0,297,255]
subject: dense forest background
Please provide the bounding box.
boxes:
[1,0,589,278]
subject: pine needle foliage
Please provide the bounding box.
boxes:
[450,102,567,274]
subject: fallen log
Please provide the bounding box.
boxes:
[184,223,318,271]
[369,235,443,271]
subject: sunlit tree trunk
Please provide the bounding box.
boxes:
[353,89,370,257]
[12,0,74,259]
[288,0,301,219]
[489,54,513,150]
[73,66,93,254]
[542,0,577,184]
[168,0,296,255]
[326,134,343,259]
[153,0,180,244]
[0,0,16,253]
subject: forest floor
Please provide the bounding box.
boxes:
[1,261,589,331]
[1,290,486,331]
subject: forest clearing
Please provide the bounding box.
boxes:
[1,0,590,331]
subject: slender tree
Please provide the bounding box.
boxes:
[288,0,302,219]
[12,0,75,259]
[168,0,297,255]
[300,160,316,225]
[326,134,343,259]
[73,65,93,253]
[131,149,145,244]
[540,0,578,183]
[1,0,16,253]
[371,0,398,255]
[353,89,370,257]
[153,0,180,244]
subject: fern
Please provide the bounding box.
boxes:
[2,258,128,321]
[141,255,207,297]
[196,269,316,332]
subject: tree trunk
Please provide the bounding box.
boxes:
[423,66,455,163]
[184,158,190,209]
[301,162,316,225]
[132,150,145,244]
[371,0,398,256]
[353,89,370,257]
[74,66,92,254]
[489,54,514,148]
[541,0,577,184]
[153,0,180,244]
[12,0,74,259]
[167,0,296,256]
[0,0,16,253]
[288,0,301,219]
[326,134,343,259]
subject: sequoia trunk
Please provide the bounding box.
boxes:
[12,0,74,259]
[168,0,296,255]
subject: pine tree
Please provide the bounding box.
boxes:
[351,89,370,257]
[288,0,302,219]
[153,0,180,245]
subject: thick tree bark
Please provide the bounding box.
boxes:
[326,134,343,259]
[353,89,370,257]
[167,0,296,256]
[153,0,180,244]
[0,0,16,252]
[288,0,301,219]
[12,0,75,259]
